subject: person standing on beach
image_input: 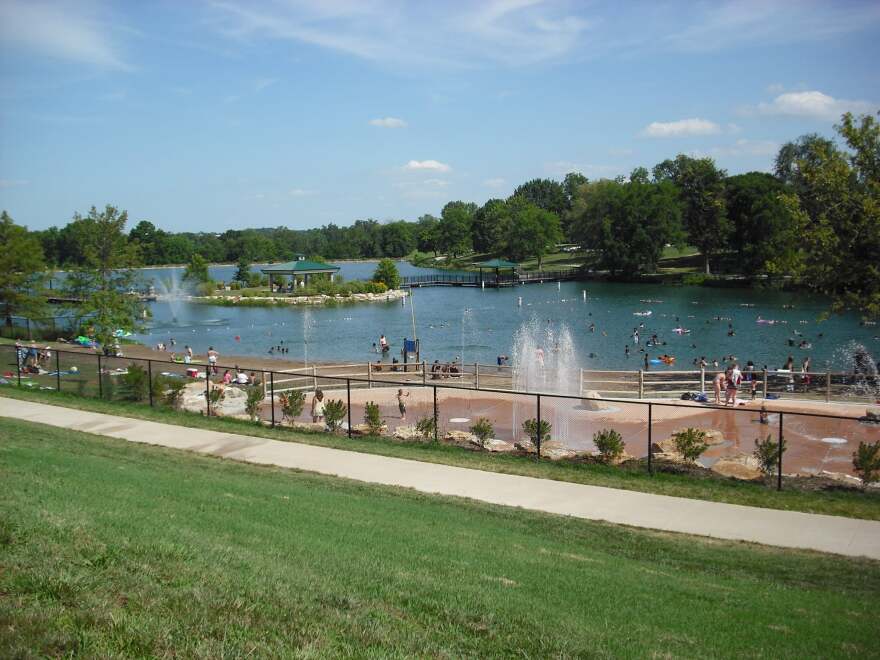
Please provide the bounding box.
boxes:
[207,346,218,375]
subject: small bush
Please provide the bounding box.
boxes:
[207,385,225,414]
[853,440,880,490]
[753,434,786,479]
[470,418,494,447]
[279,390,305,423]
[323,399,346,432]
[364,401,383,434]
[593,428,625,463]
[119,363,149,402]
[672,427,708,462]
[161,378,186,407]
[244,386,265,422]
[415,416,436,442]
[522,418,551,447]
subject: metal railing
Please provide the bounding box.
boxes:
[3,344,876,492]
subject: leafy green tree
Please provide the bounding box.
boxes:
[472,198,509,253]
[0,212,48,330]
[654,155,730,274]
[513,178,567,216]
[436,201,475,258]
[499,197,562,269]
[415,214,439,254]
[233,256,252,285]
[725,172,794,273]
[372,258,400,289]
[380,221,416,257]
[183,253,210,284]
[778,111,880,317]
[568,170,682,278]
[62,205,142,348]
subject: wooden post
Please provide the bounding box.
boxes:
[763,369,768,399]
[422,360,427,385]
[474,362,479,389]
[638,369,644,399]
[312,365,318,391]
[700,367,706,393]
[825,372,831,402]
[579,368,584,397]
[367,361,372,389]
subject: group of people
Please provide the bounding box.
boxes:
[307,388,409,425]
[430,360,461,379]
[712,363,750,405]
[14,341,52,373]
[220,367,259,386]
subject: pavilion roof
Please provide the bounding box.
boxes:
[474,258,518,269]
[260,259,340,274]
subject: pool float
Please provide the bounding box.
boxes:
[672,328,690,335]
[633,311,652,317]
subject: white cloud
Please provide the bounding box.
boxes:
[0,0,130,70]
[404,160,451,173]
[0,179,29,189]
[751,91,874,121]
[289,188,317,196]
[483,177,507,188]
[369,117,407,128]
[640,118,721,138]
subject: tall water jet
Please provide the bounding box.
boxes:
[834,341,880,401]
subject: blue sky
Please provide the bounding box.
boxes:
[1,0,878,232]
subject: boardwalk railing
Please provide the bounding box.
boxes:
[400,269,580,288]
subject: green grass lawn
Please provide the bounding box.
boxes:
[1,417,878,657]
[2,386,880,522]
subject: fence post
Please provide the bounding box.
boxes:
[433,385,438,443]
[700,367,706,393]
[579,368,584,397]
[422,360,427,385]
[762,369,769,399]
[638,370,644,399]
[647,402,653,476]
[270,373,276,427]
[16,345,21,386]
[312,365,318,391]
[536,394,542,458]
[205,373,211,417]
[474,362,479,389]
[825,372,831,402]
[346,378,352,439]
[368,361,373,389]
[97,354,103,398]
[55,349,61,392]
[777,412,784,491]
[147,360,153,406]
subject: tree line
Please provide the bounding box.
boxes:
[2,110,878,322]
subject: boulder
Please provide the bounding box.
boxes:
[514,439,537,453]
[351,423,388,436]
[179,381,247,417]
[670,428,725,446]
[711,454,762,480]
[579,390,606,411]
[393,424,424,441]
[483,438,516,453]
[820,470,863,487]
[443,429,480,448]
[290,421,326,432]
[540,441,578,461]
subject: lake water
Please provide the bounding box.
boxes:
[134,262,879,371]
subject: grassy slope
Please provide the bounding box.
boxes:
[2,386,878,522]
[1,417,878,657]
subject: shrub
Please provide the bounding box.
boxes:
[593,428,625,463]
[672,427,709,462]
[323,399,346,432]
[853,440,880,490]
[522,418,551,447]
[244,385,265,422]
[119,363,149,402]
[415,416,436,442]
[469,418,494,447]
[753,434,786,479]
[364,401,383,434]
[207,385,225,414]
[161,378,186,407]
[372,258,400,289]
[279,390,306,423]
[100,374,115,400]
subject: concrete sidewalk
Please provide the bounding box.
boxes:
[2,397,879,560]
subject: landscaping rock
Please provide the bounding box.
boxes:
[290,421,326,432]
[514,439,537,453]
[710,454,762,480]
[820,470,863,487]
[579,390,606,411]
[670,428,725,446]
[483,438,517,453]
[540,441,578,461]
[179,381,247,417]
[351,423,388,436]
[444,429,480,448]
[393,424,424,441]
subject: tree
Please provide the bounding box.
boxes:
[380,221,416,257]
[499,197,562,269]
[372,258,400,289]
[62,205,142,348]
[778,111,880,317]
[436,201,475,258]
[568,170,682,278]
[562,172,589,239]
[513,178,567,216]
[233,255,251,285]
[415,214,439,254]
[0,212,48,330]
[472,198,509,253]
[654,155,730,274]
[725,172,794,273]
[183,253,210,284]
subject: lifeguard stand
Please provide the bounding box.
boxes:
[401,338,420,372]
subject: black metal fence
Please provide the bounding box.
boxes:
[3,344,876,491]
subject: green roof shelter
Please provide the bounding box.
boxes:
[474,258,518,286]
[261,258,340,290]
